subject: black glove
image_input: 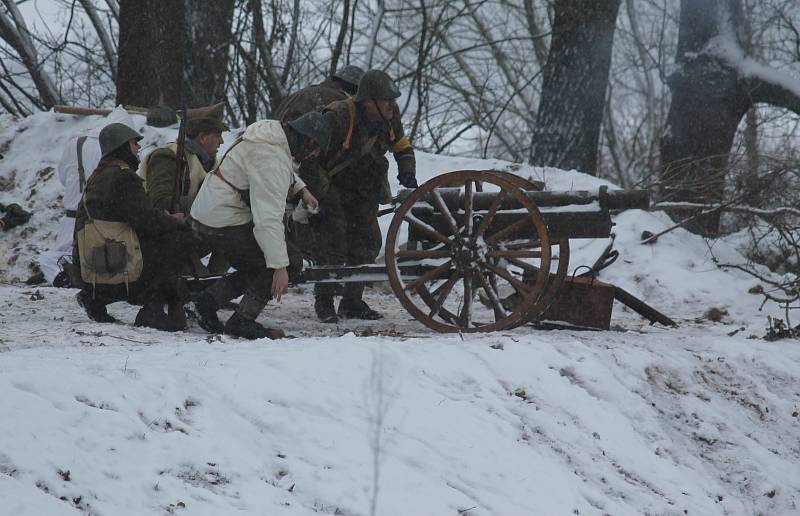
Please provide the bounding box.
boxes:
[0,203,32,231]
[308,204,327,224]
[398,172,418,189]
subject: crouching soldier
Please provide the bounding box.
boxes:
[189,112,326,340]
[74,123,200,331]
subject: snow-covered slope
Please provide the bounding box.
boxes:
[1,111,798,516]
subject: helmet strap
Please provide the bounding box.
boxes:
[372,99,391,125]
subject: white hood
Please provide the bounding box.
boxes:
[242,119,288,146]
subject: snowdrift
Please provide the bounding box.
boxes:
[0,111,798,515]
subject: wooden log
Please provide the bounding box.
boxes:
[403,186,650,212]
[409,208,614,240]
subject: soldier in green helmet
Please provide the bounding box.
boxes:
[73,123,200,331]
[272,65,365,270]
[307,69,418,323]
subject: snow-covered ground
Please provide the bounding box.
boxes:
[1,111,799,515]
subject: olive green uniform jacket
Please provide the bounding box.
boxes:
[74,159,195,304]
[141,142,213,214]
[322,98,415,202]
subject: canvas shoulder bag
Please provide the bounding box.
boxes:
[77,168,143,291]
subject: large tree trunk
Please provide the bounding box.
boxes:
[116,0,184,108]
[184,0,235,107]
[660,0,800,235]
[528,0,622,175]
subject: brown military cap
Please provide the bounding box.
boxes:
[186,102,228,135]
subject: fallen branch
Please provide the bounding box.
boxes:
[641,196,743,244]
[72,329,155,344]
[651,201,800,218]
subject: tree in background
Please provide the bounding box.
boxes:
[528,0,622,176]
[185,0,236,108]
[116,0,184,108]
[659,0,800,235]
[0,0,62,111]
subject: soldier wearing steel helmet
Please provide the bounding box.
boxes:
[272,65,365,199]
[72,123,199,331]
[308,69,418,323]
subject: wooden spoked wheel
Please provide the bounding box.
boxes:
[474,172,570,328]
[385,170,553,333]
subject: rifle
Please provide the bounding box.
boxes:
[172,104,189,215]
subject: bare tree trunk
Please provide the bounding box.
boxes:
[184,0,235,107]
[520,0,549,67]
[329,0,351,77]
[528,0,622,175]
[365,0,385,68]
[250,0,288,114]
[244,7,259,125]
[659,0,800,235]
[280,0,301,85]
[78,0,118,82]
[116,0,184,108]
[740,0,760,207]
[0,0,61,108]
[105,0,120,20]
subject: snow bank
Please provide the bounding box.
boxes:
[1,111,799,516]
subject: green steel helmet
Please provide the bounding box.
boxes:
[287,111,331,155]
[99,123,142,158]
[332,65,365,88]
[354,70,401,102]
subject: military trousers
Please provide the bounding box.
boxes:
[193,221,301,320]
[308,184,382,301]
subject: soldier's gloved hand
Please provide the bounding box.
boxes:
[397,171,418,188]
[0,203,32,231]
[308,205,327,224]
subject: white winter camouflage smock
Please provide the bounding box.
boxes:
[190,120,305,269]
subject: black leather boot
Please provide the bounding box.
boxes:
[76,291,117,323]
[338,298,383,320]
[224,313,285,340]
[193,291,224,333]
[314,295,339,323]
[134,302,184,332]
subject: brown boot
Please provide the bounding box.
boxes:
[167,300,187,329]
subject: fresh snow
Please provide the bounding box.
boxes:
[1,111,799,516]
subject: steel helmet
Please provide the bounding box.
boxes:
[332,65,365,88]
[354,70,401,102]
[287,112,331,155]
[99,123,142,158]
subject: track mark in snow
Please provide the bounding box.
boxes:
[138,411,189,435]
[74,395,117,412]
[0,453,17,477]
